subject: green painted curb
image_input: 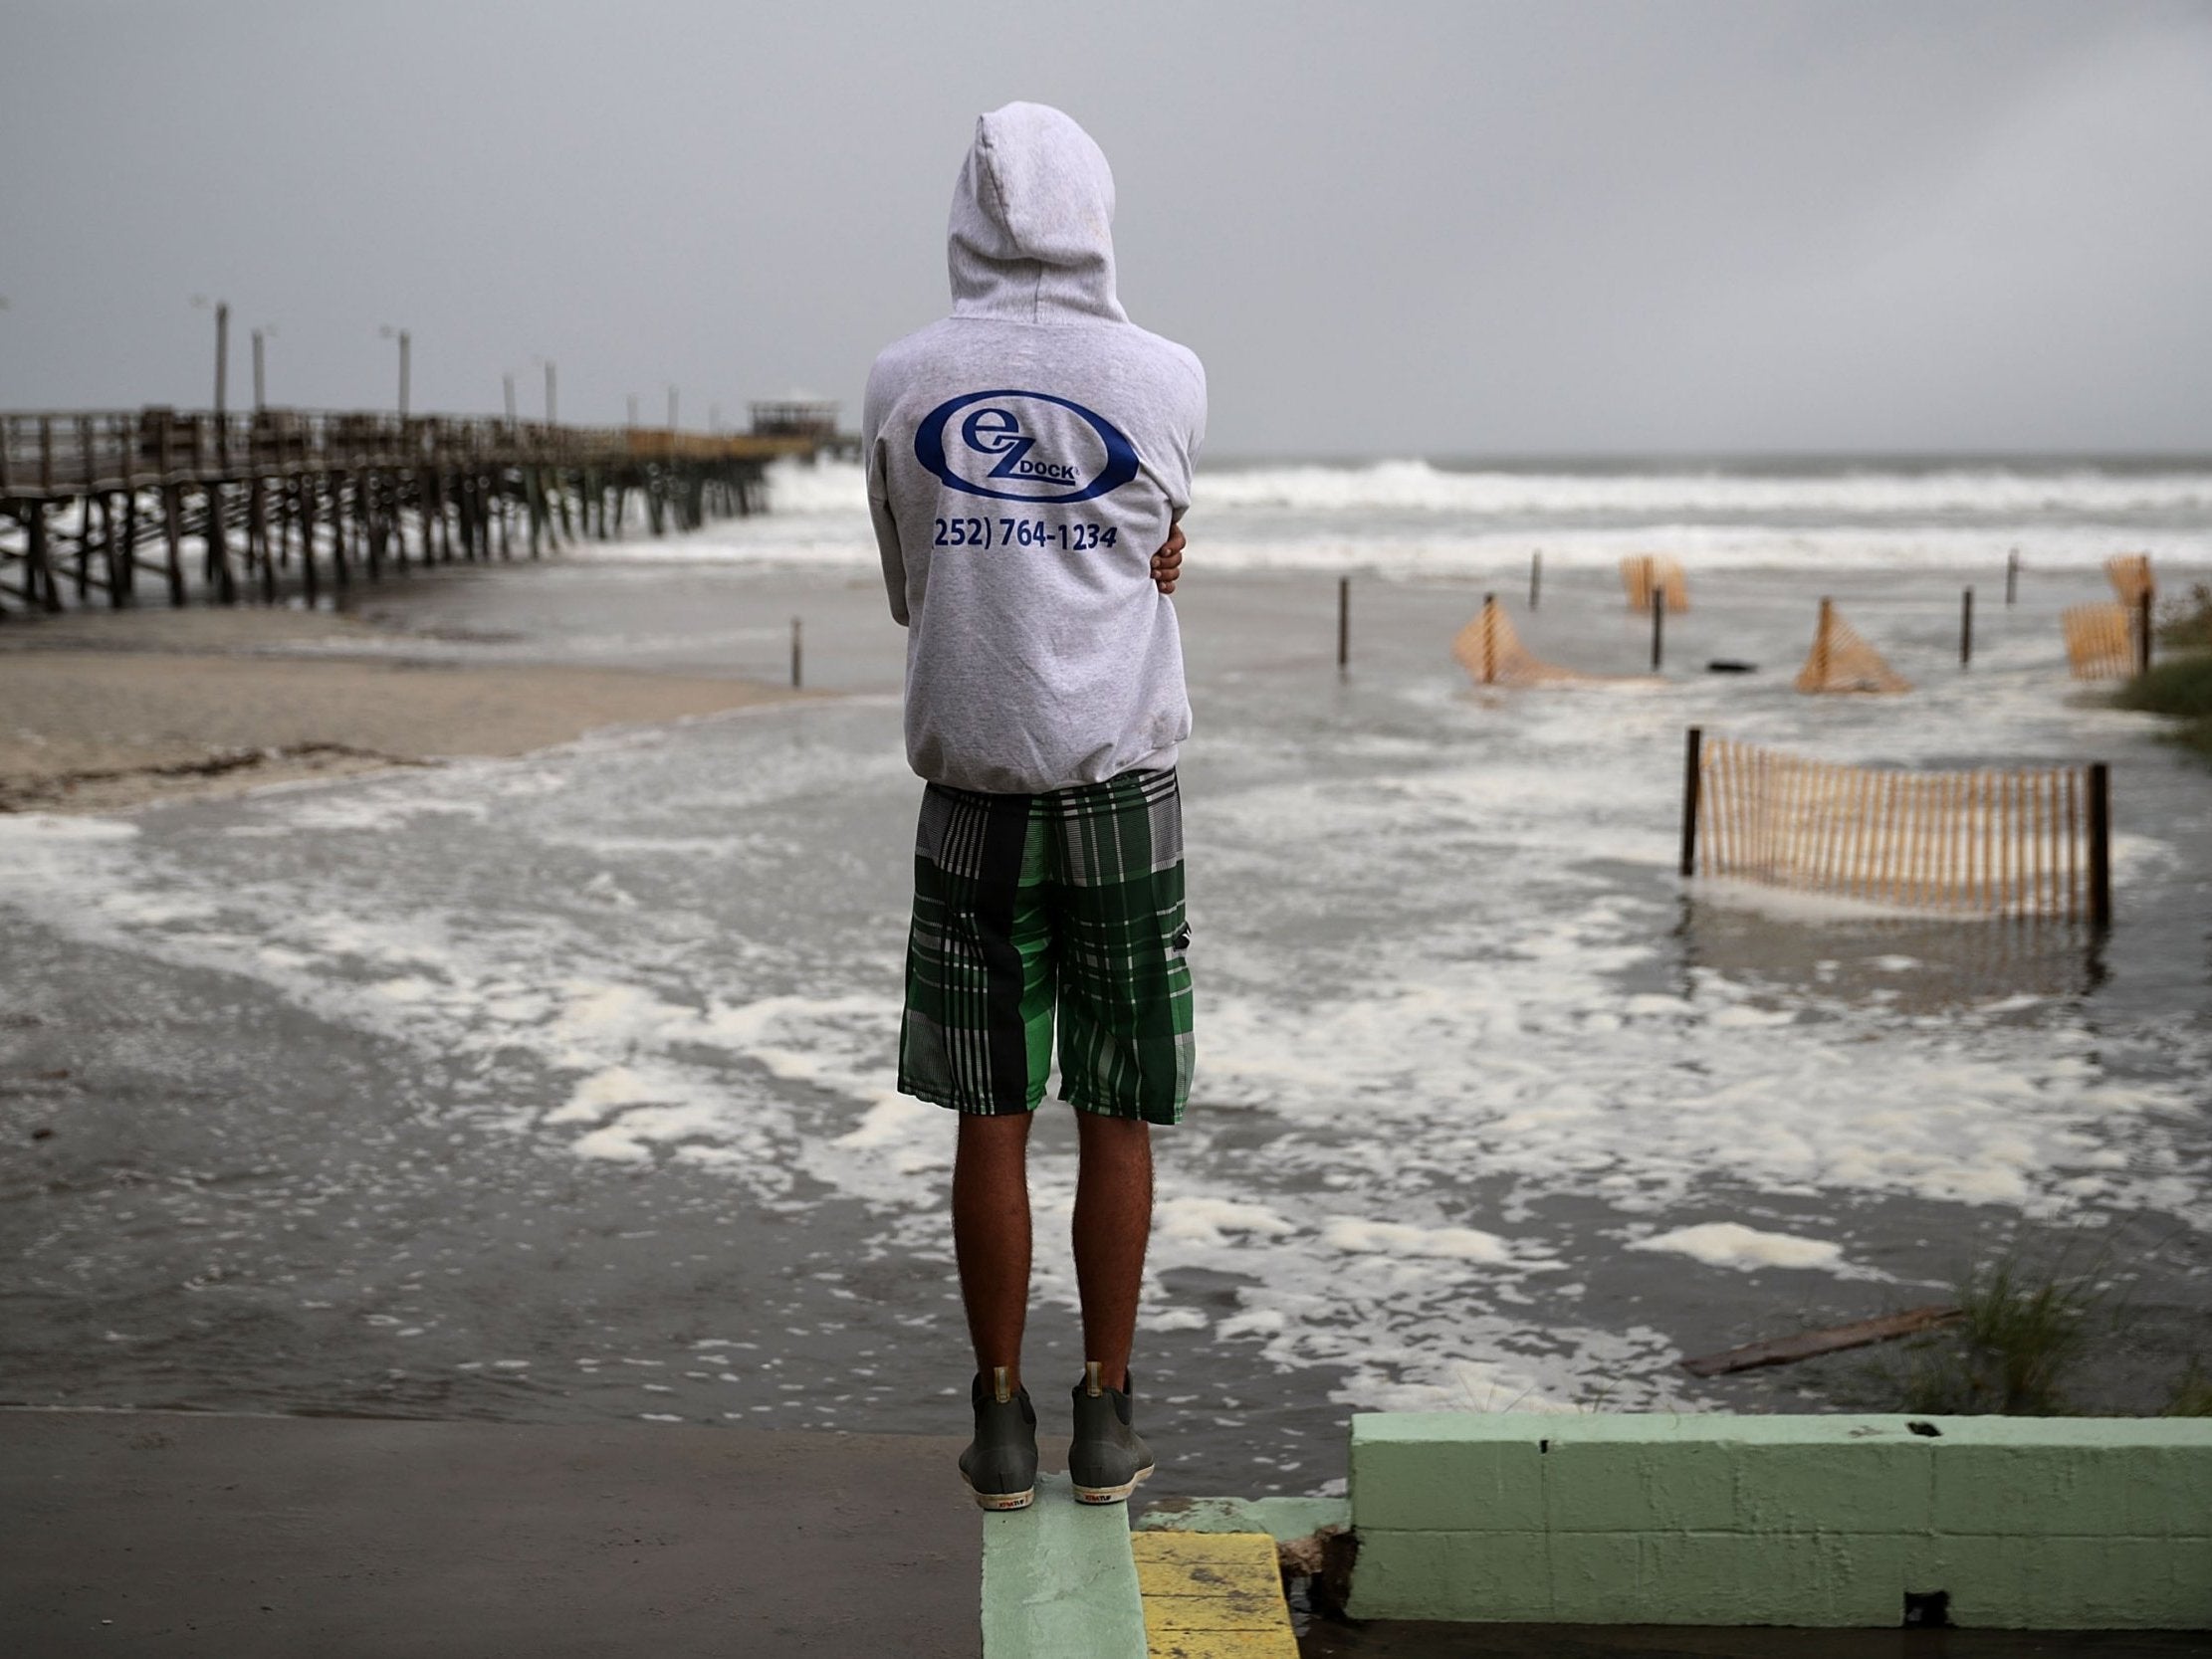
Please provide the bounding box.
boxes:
[1347,1411,2212,1629]
[982,1473,1148,1658]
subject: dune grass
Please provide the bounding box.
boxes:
[1889,1254,2104,1416]
[2115,652,2212,760]
[1850,1244,2209,1418]
[2113,586,2212,760]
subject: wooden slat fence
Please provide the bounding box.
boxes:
[1620,553,1689,613]
[1452,594,1592,685]
[1796,597,1911,695]
[2064,602,2138,680]
[1679,729,2110,926]
[2105,552,2154,607]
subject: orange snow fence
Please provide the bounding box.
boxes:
[1452,595,1594,686]
[1681,730,2111,926]
[1795,599,1911,695]
[2064,603,2137,681]
[1621,554,1689,613]
[2105,553,2154,607]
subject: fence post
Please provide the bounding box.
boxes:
[1336,575,1350,672]
[1528,549,1541,610]
[1651,584,1665,672]
[1960,586,1974,668]
[1481,592,1496,684]
[790,616,803,690]
[1680,726,1704,879]
[2087,762,2111,932]
[2136,589,2153,676]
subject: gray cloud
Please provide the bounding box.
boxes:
[2,0,2206,454]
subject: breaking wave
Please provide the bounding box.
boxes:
[764,455,2212,519]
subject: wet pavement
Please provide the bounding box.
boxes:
[1,1406,978,1657]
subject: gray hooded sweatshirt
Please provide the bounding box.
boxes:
[863,102,1207,795]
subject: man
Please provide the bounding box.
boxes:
[862,102,1206,1511]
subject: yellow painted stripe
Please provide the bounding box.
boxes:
[1130,1532,1280,1565]
[1134,1533,1297,1659]
[1147,1630,1300,1659]
[1135,1559,1284,1599]
[1140,1593,1291,1631]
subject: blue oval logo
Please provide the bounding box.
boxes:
[915,389,1140,505]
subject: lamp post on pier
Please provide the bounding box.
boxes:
[533,355,556,425]
[379,324,411,419]
[191,295,231,414]
[251,324,277,412]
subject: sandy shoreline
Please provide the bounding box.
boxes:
[0,607,804,813]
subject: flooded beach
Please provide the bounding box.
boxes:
[4,461,2208,1499]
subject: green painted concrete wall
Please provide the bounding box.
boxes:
[1347,1412,2212,1629]
[982,1473,1149,1658]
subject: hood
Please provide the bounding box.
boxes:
[948,102,1127,324]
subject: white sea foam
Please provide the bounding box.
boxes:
[1627,1223,1859,1275]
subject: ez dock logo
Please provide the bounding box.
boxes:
[915,390,1140,505]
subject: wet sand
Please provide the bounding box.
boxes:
[0,606,802,813]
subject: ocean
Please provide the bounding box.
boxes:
[2,455,2207,1500]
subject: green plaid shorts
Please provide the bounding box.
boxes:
[900,767,1194,1125]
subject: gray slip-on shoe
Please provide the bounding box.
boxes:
[959,1367,1038,1511]
[1068,1360,1155,1505]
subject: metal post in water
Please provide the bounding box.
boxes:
[790,616,802,689]
[1651,585,1665,672]
[1336,576,1349,672]
[2137,589,2154,676]
[1529,549,1542,610]
[1960,586,1974,668]
[2005,548,2019,606]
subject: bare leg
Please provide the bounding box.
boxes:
[953,1112,1034,1389]
[1072,1113,1153,1391]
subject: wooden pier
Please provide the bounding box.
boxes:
[0,407,827,619]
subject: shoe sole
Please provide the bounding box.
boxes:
[1072,1465,1155,1505]
[965,1481,1036,1512]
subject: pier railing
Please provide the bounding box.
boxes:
[0,408,816,499]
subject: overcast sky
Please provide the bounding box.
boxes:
[3,1,2208,457]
